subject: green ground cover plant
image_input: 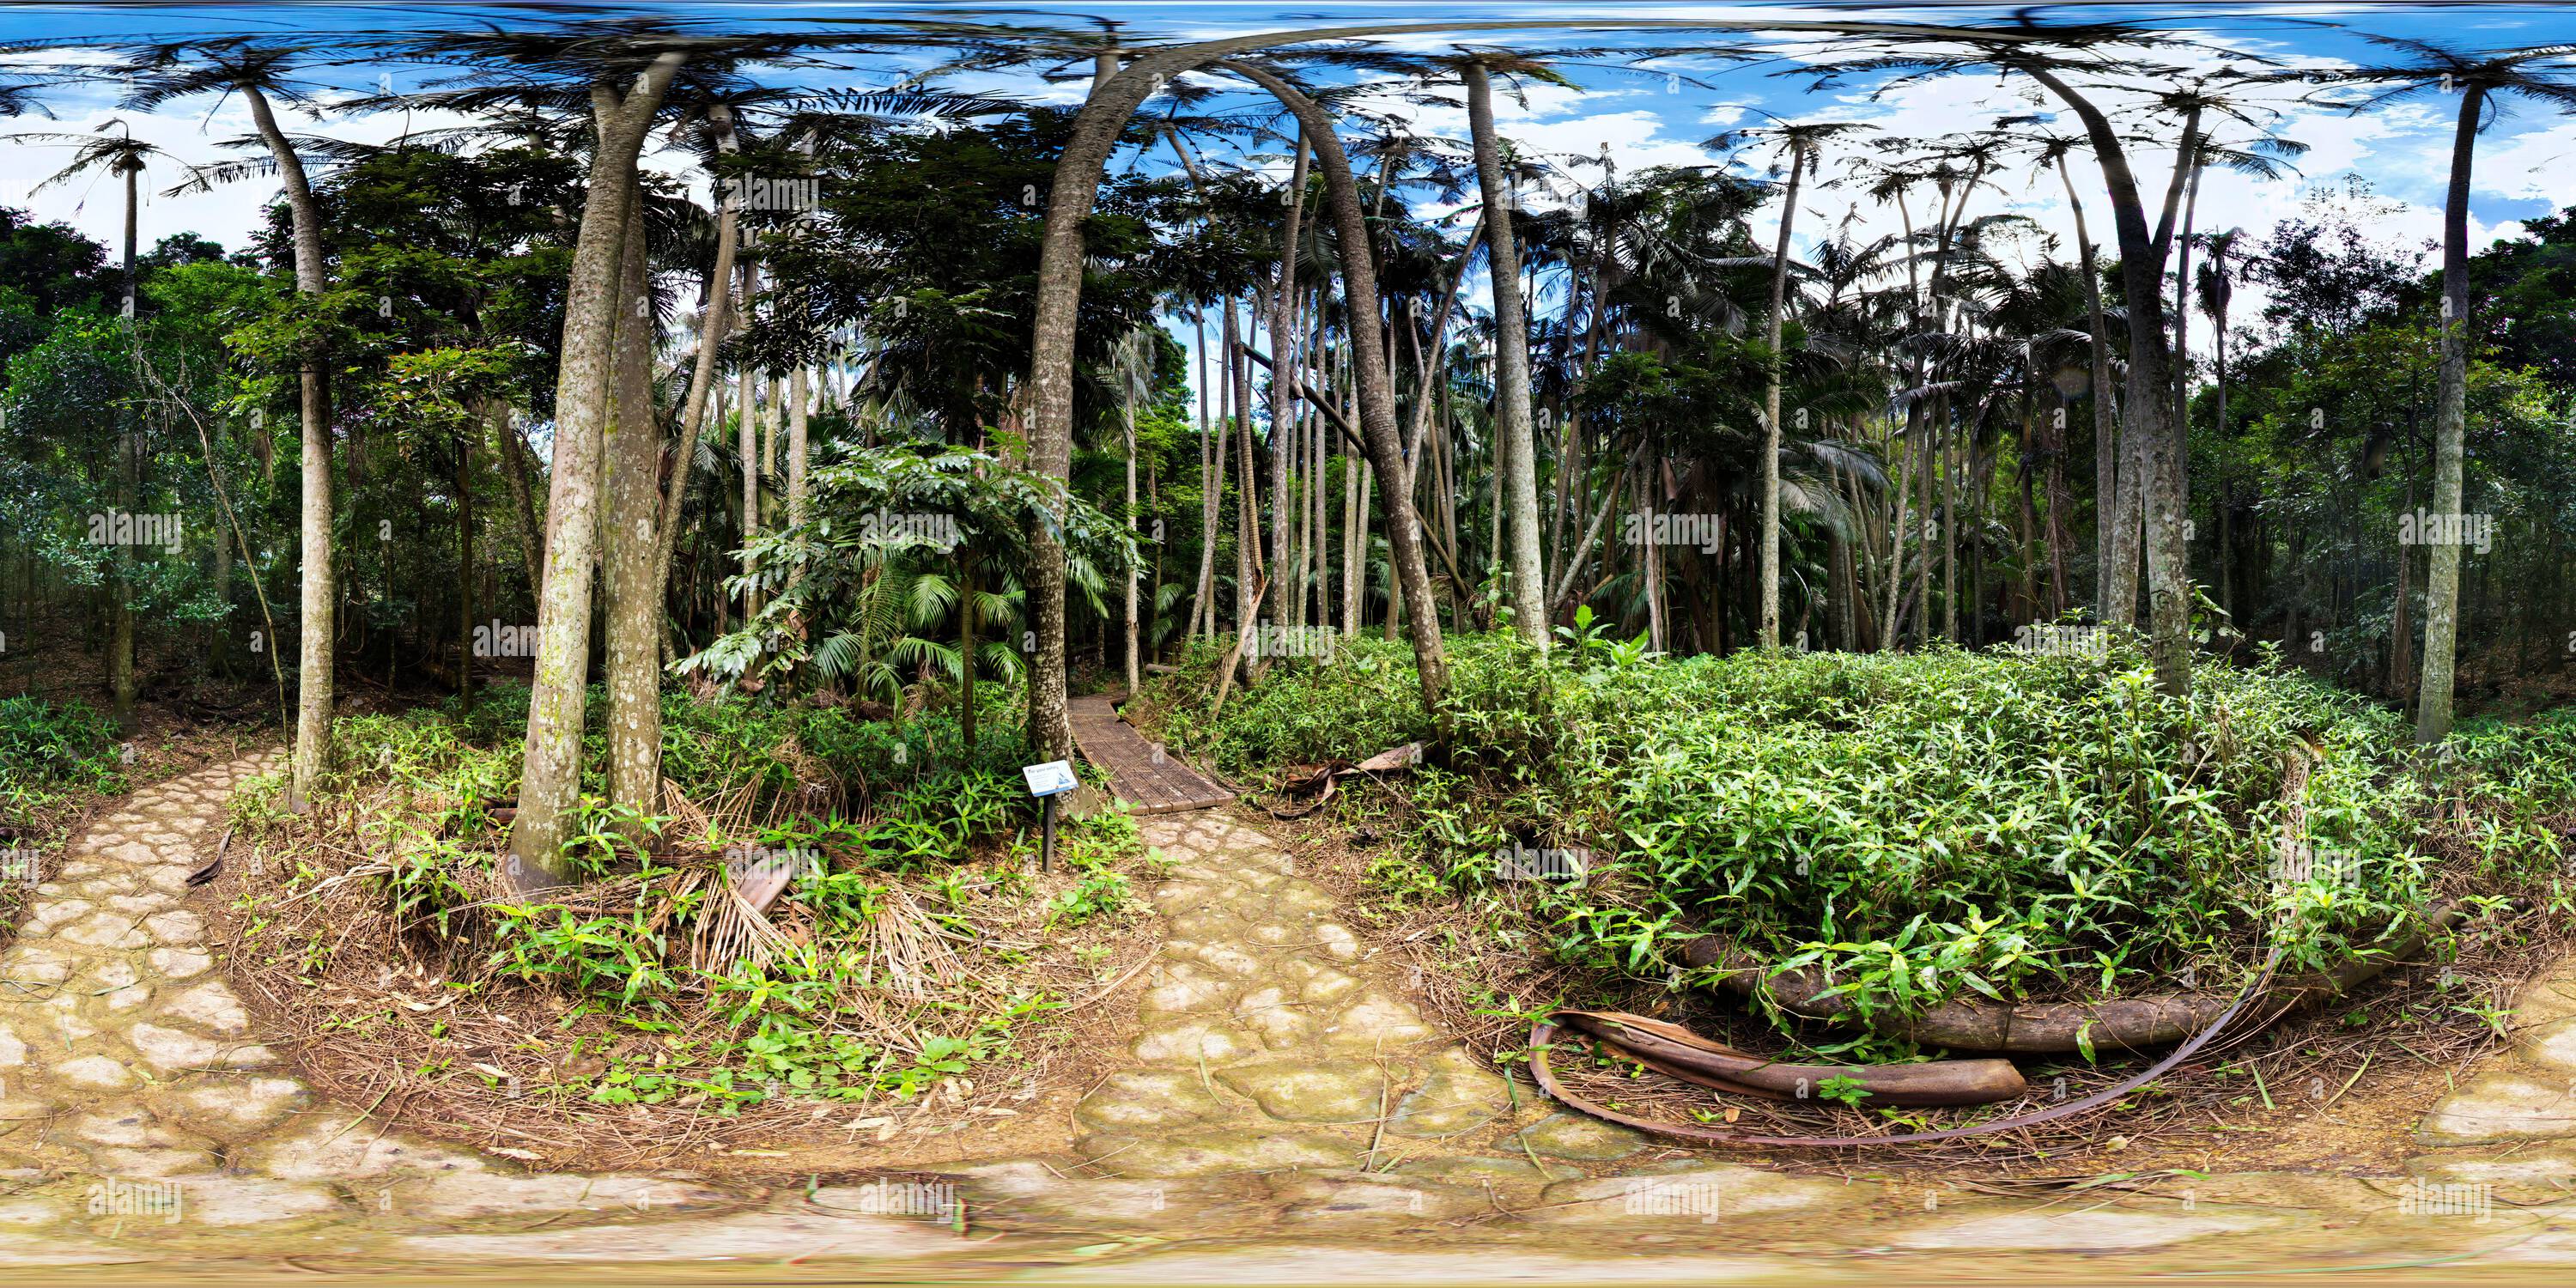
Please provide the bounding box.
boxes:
[222,682,1151,1128]
[1148,634,2574,1036]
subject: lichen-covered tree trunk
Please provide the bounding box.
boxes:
[509,55,688,886]
[602,191,665,822]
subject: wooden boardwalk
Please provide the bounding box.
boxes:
[1068,694,1234,815]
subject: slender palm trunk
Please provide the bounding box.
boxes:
[1758,142,1808,650]
[2415,87,2484,744]
[1122,398,1139,696]
[1462,60,1548,649]
[1191,308,1218,638]
[244,84,335,812]
[2055,154,2117,616]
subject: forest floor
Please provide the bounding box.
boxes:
[6,747,2576,1283]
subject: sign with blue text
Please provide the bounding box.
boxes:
[1022,760,1078,798]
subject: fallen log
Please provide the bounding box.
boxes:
[1553,1009,2025,1106]
[1673,897,2477,1054]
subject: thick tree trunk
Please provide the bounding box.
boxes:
[602,192,665,823]
[1462,61,1548,650]
[509,55,688,885]
[2415,88,2482,744]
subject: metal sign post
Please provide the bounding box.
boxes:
[1021,760,1078,874]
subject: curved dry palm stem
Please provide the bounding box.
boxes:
[1222,59,1450,705]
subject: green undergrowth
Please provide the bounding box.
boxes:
[1146,630,2575,1042]
[225,681,1151,1117]
[0,694,126,835]
[0,695,128,926]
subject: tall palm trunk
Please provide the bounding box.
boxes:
[1122,396,1139,696]
[243,83,335,812]
[651,104,741,617]
[1462,60,1547,650]
[1271,137,1309,635]
[2415,86,2485,744]
[120,161,138,319]
[2054,152,2117,614]
[509,53,690,884]
[2023,65,2193,696]
[1758,141,1810,649]
[1191,308,1219,638]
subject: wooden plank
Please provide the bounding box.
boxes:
[1067,694,1233,815]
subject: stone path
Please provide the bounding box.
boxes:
[5,752,2576,1280]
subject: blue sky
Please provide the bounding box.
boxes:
[3,2,2573,392]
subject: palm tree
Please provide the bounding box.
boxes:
[1707,116,1871,650]
[11,119,167,728]
[126,39,343,805]
[2306,38,2576,743]
[1457,52,1552,650]
[15,121,165,319]
[1108,326,1159,696]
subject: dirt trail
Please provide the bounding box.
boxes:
[3,755,2573,1281]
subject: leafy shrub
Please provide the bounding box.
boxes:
[1157,632,2574,1022]
[0,696,123,829]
